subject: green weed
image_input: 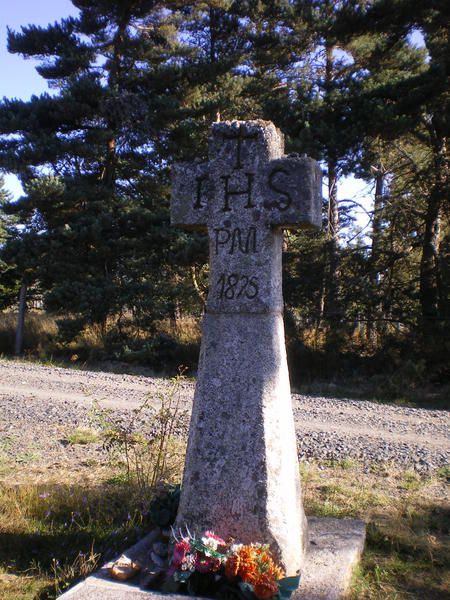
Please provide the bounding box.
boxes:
[92,370,187,492]
[436,465,450,481]
[65,428,100,445]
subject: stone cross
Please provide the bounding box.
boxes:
[171,120,321,575]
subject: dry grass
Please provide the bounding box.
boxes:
[76,315,202,348]
[0,476,162,598]
[0,312,58,356]
[156,316,202,344]
[0,456,448,600]
[0,568,52,600]
[300,461,450,599]
[0,312,202,374]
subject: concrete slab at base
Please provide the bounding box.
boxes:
[59,518,365,600]
[295,518,366,600]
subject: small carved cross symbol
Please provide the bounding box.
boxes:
[223,124,258,169]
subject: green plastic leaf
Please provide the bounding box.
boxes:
[189,538,226,560]
[277,576,301,600]
[237,581,257,600]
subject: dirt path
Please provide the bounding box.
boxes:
[0,358,448,478]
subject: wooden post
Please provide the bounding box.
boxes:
[15,283,27,356]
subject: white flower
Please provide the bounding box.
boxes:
[201,536,219,553]
[184,553,196,571]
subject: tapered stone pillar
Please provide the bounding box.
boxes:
[171,120,322,575]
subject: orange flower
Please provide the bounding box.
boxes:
[236,546,258,584]
[253,547,285,581]
[226,543,283,598]
[270,563,284,581]
[225,554,240,579]
[253,577,278,600]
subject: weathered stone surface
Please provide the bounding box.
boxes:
[261,156,322,229]
[59,582,157,599]
[171,161,209,231]
[171,120,322,575]
[58,518,366,599]
[171,121,322,316]
[297,517,366,600]
[176,312,307,572]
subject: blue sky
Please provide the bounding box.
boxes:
[1,1,78,198]
[1,1,78,101]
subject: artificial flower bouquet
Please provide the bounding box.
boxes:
[163,529,300,600]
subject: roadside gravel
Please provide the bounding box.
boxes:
[0,359,448,476]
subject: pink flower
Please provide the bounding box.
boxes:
[195,552,221,573]
[204,531,226,545]
[201,531,227,553]
[167,540,190,576]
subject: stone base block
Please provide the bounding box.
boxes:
[295,518,366,600]
[58,518,366,600]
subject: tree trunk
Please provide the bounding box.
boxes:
[15,283,27,356]
[323,157,340,324]
[419,190,441,321]
[420,122,447,327]
[191,265,207,310]
[367,167,385,342]
[321,42,341,343]
[103,9,130,189]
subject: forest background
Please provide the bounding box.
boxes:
[0,0,449,405]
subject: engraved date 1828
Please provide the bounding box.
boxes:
[217,273,259,300]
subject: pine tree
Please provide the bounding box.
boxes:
[335,0,450,341]
[0,1,194,340]
[0,176,21,309]
[271,0,369,347]
[344,32,427,342]
[0,176,12,245]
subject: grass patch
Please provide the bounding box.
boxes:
[0,480,157,598]
[299,460,450,599]
[65,428,100,446]
[0,567,52,600]
[3,460,448,599]
[436,465,450,481]
[0,312,58,357]
[15,451,41,465]
[1,458,449,600]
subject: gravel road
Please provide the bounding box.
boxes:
[0,358,448,475]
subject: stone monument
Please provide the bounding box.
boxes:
[171,120,322,576]
[58,119,366,600]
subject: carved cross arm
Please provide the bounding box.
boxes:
[171,161,209,231]
[262,155,322,230]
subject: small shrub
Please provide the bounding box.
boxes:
[119,333,200,373]
[148,484,181,527]
[92,370,187,493]
[50,546,100,597]
[436,465,450,481]
[378,359,427,401]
